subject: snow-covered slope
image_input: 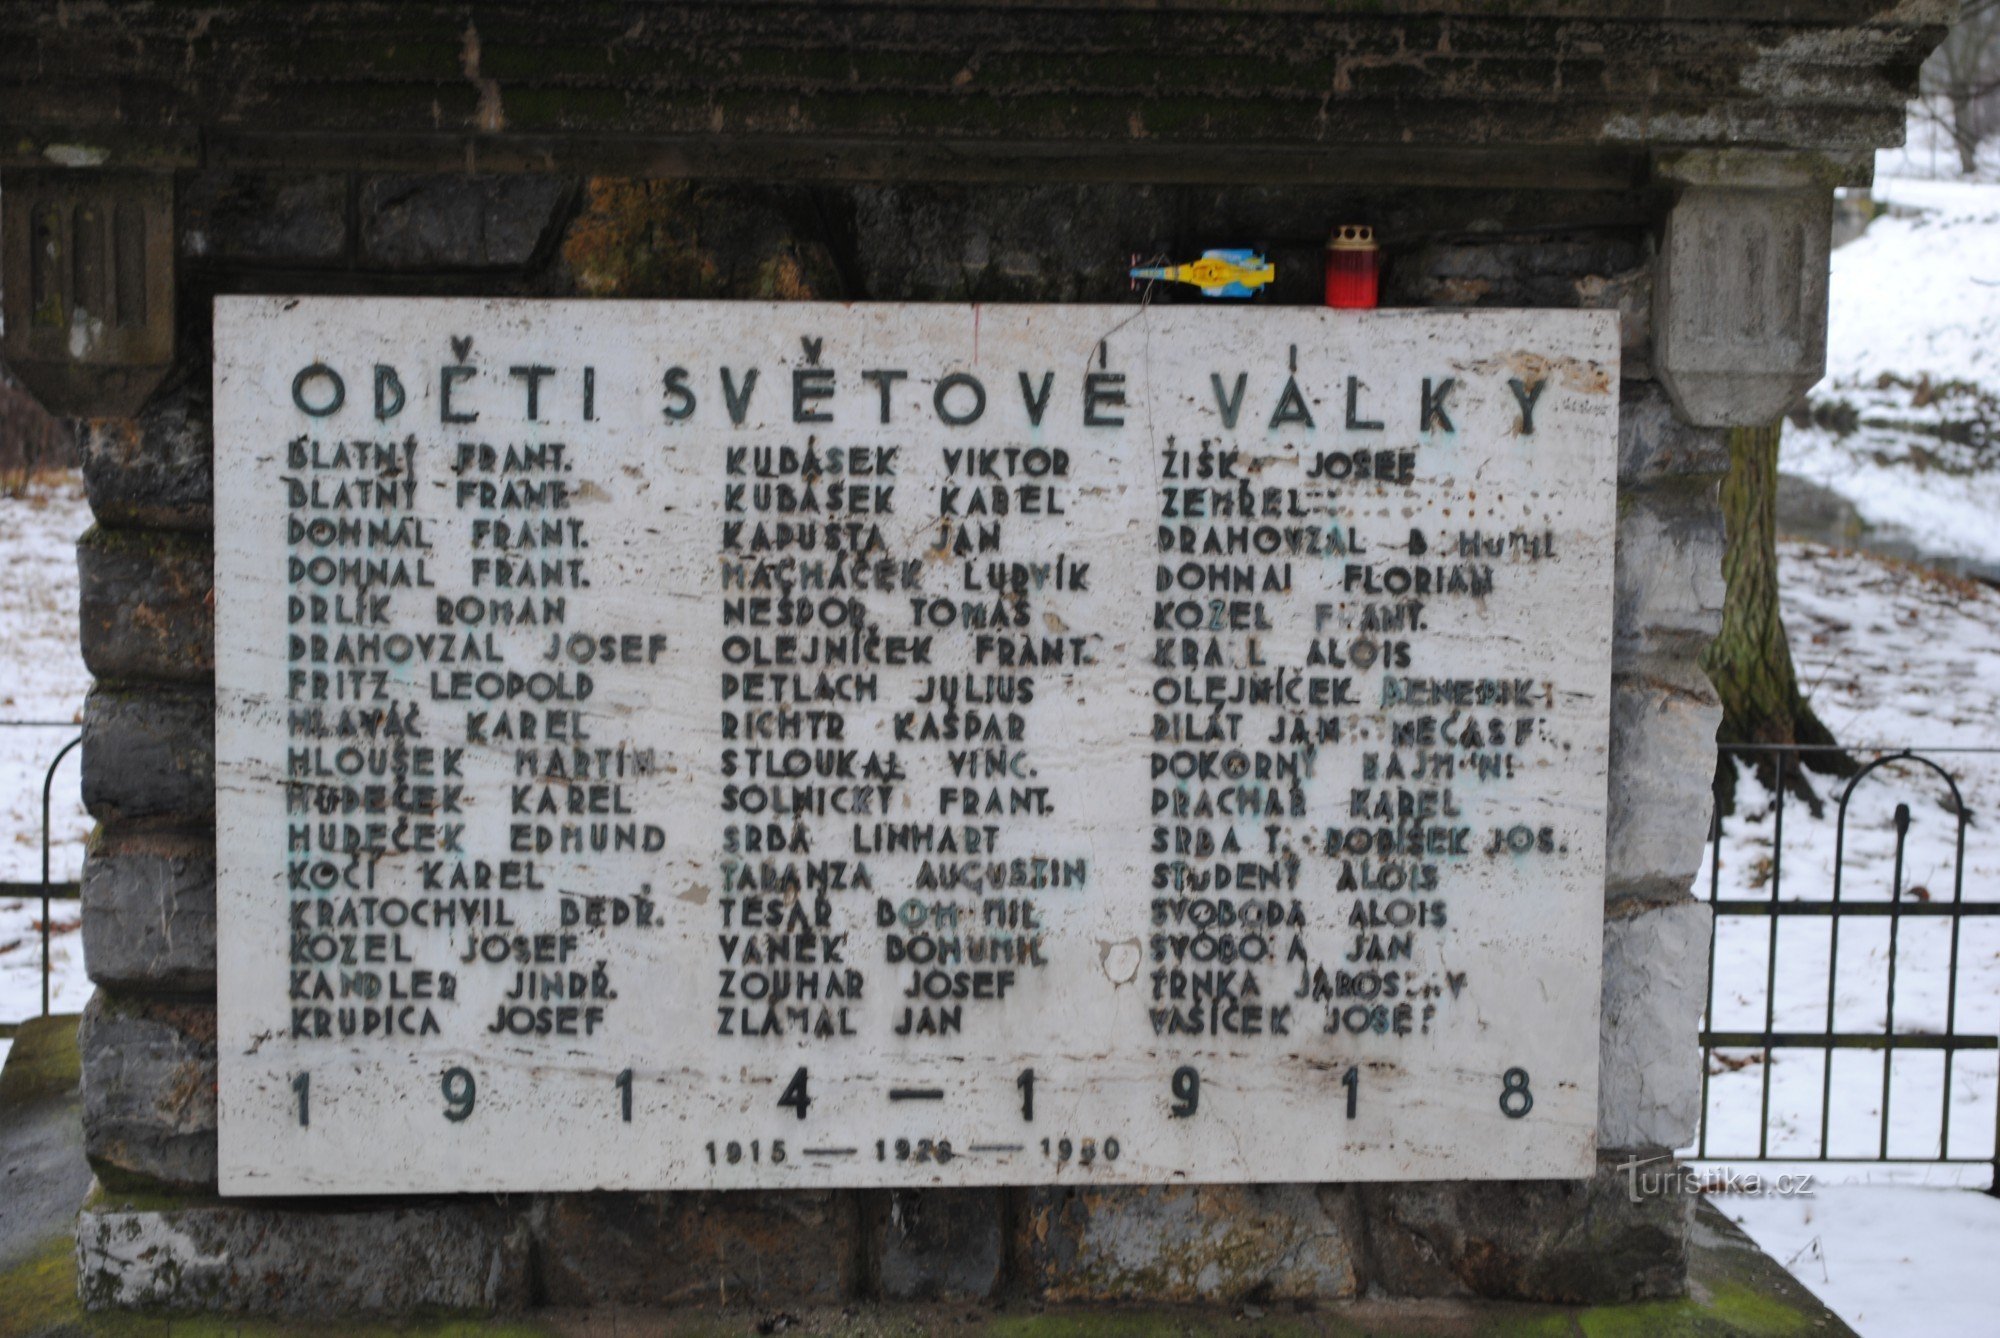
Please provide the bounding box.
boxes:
[1784,173,2000,565]
[1697,543,2000,1173]
[1696,540,2000,1337]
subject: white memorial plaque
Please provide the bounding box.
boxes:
[213,297,1618,1194]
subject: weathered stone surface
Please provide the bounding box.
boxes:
[1618,380,1730,484]
[77,1201,531,1313]
[1016,1183,1362,1303]
[81,687,214,824]
[534,1191,857,1306]
[1,6,1943,181]
[77,527,214,684]
[849,184,1165,304]
[558,178,1672,304]
[1359,1154,1693,1303]
[359,174,575,270]
[561,178,841,299]
[1656,186,1832,427]
[1601,900,1714,1152]
[77,991,217,1191]
[1392,237,1641,307]
[873,1188,1005,1301]
[1606,662,1721,900]
[1613,483,1725,662]
[1388,238,1650,375]
[80,830,216,993]
[79,373,214,531]
[1577,265,1653,381]
[1653,147,1874,192]
[182,171,347,264]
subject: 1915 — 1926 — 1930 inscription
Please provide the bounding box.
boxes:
[212,298,1618,1195]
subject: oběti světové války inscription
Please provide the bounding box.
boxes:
[212,298,1618,1194]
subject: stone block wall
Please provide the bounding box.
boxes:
[71,169,1724,1313]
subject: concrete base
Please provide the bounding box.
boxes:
[6,1199,1855,1337]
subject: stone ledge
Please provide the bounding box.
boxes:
[76,991,217,1193]
[76,527,214,685]
[2,4,1941,175]
[1654,146,1875,191]
[81,686,214,826]
[50,1167,1709,1316]
[80,829,217,994]
[29,1196,1850,1331]
[76,1199,531,1314]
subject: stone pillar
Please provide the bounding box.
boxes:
[65,170,574,1314]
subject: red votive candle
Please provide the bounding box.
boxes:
[1324,225,1380,309]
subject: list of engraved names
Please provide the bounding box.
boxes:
[214,299,1618,1194]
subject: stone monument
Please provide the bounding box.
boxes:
[0,0,1949,1318]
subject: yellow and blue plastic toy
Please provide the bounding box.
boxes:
[1129,248,1275,299]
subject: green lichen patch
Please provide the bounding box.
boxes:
[0,1015,81,1110]
[1572,1281,1820,1337]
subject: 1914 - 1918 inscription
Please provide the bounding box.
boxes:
[213,298,1618,1194]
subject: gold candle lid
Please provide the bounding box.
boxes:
[1328,224,1377,251]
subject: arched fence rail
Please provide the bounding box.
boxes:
[1697,743,2000,1197]
[0,719,83,1031]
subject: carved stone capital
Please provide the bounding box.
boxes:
[1652,169,1832,429]
[1,169,175,417]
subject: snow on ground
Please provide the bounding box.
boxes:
[1692,541,2000,1335]
[1784,422,2000,570]
[1826,180,2000,391]
[0,893,90,1021]
[0,471,92,1031]
[1721,1184,2000,1338]
[1784,173,2000,565]
[1694,543,2000,1171]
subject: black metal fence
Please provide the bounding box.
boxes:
[0,719,82,1022]
[1696,743,2000,1194]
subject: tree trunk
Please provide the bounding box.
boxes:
[1701,422,1852,810]
[1951,92,1983,174]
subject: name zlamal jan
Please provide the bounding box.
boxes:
[212,299,1618,1195]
